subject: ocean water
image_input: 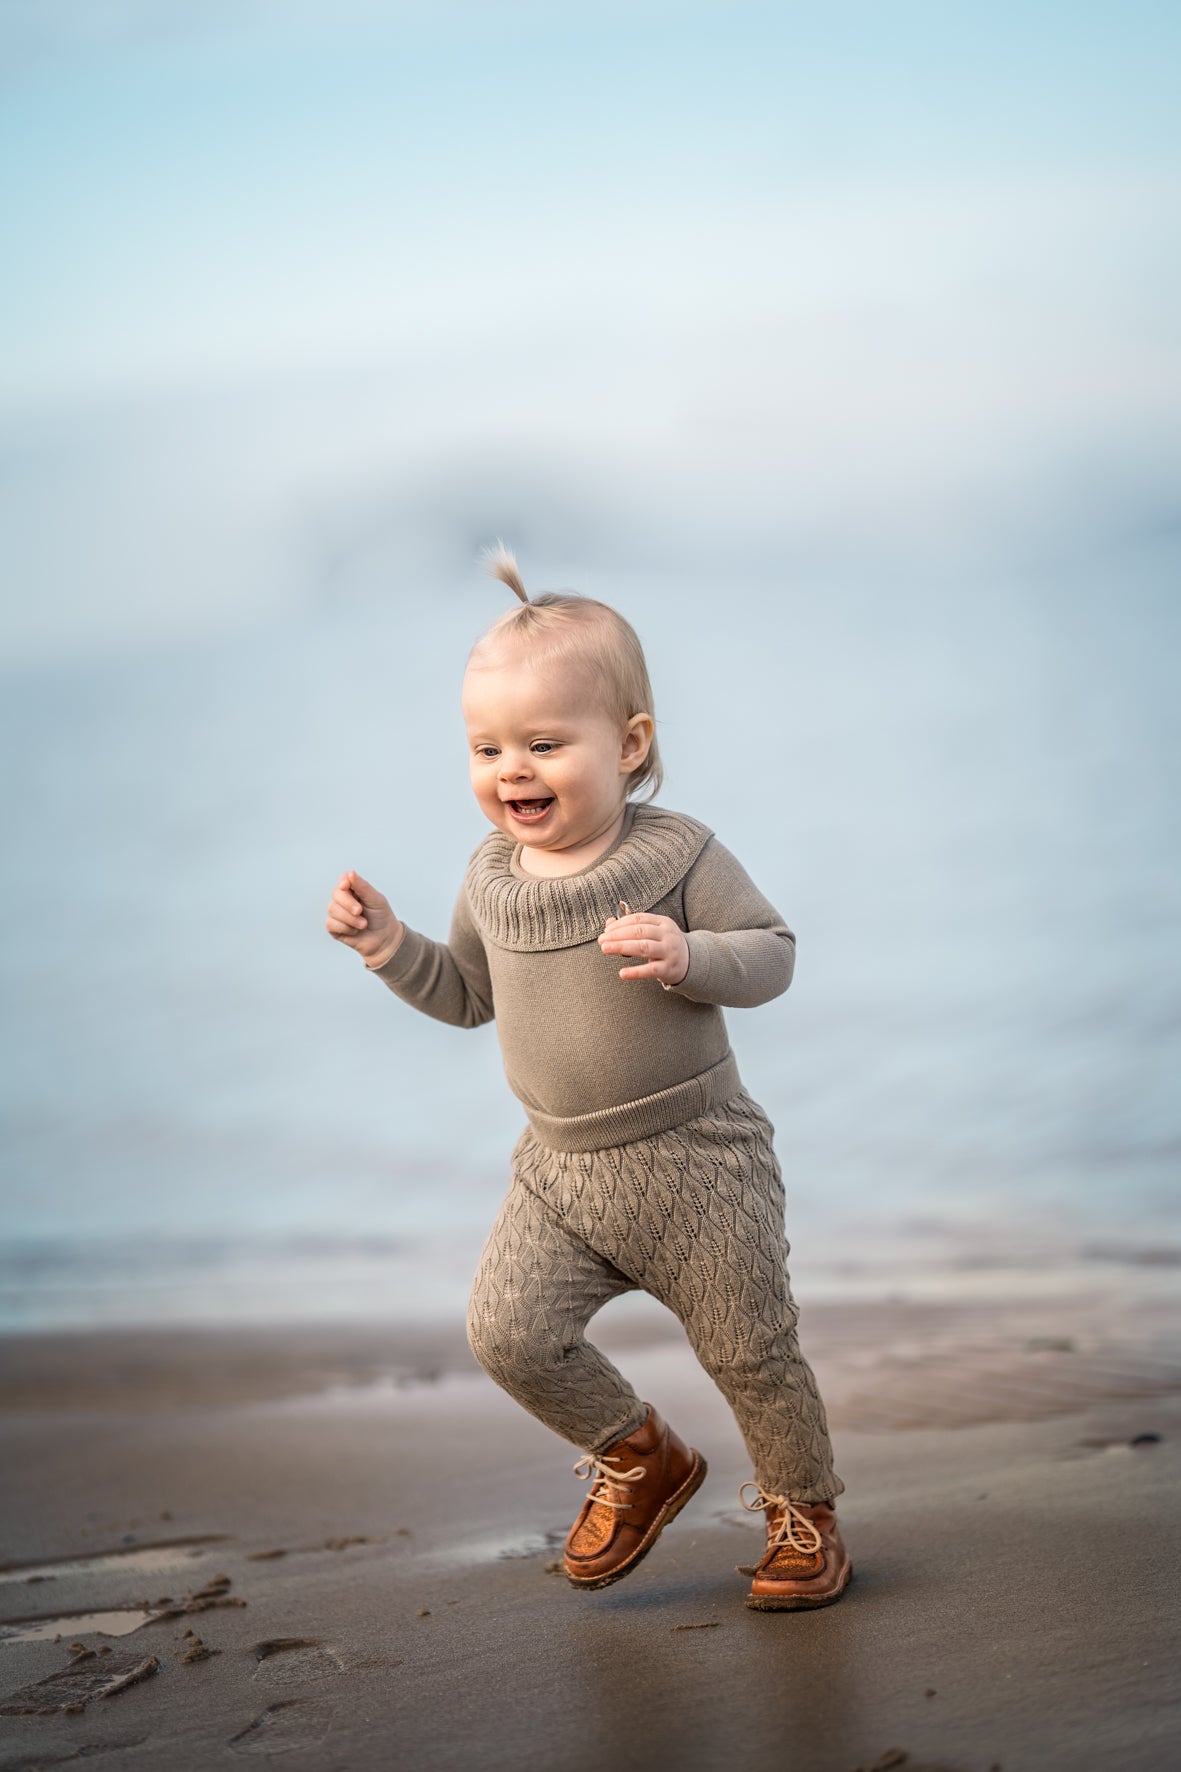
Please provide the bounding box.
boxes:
[1,558,1178,1329]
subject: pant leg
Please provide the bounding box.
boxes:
[644,1097,842,1504]
[467,1162,649,1455]
[512,1091,843,1505]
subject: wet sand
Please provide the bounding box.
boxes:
[1,1291,1179,1772]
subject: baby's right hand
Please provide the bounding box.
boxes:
[325,870,405,969]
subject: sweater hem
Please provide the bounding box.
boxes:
[520,1052,743,1153]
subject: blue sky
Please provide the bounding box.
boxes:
[1,0,1178,659]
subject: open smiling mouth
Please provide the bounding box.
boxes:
[507,797,555,822]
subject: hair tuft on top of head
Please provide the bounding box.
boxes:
[478,539,528,604]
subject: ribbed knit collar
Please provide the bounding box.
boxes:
[465,802,714,952]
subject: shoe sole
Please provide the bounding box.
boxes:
[564,1450,708,1591]
[744,1559,853,1611]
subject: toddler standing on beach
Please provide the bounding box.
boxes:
[324,547,850,1609]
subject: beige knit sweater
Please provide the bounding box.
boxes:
[367,801,795,1151]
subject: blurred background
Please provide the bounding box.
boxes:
[1,0,1178,1329]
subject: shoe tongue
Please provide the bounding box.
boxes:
[568,1507,615,1556]
[767,1544,821,1574]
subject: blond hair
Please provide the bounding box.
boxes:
[472,542,663,802]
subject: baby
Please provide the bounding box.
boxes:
[325,546,850,1610]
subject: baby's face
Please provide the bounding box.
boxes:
[462,645,646,859]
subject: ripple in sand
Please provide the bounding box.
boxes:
[2,1572,245,1644]
[0,1607,160,1645]
[0,1536,230,1588]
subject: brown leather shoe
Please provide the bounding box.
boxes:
[563,1404,707,1590]
[738,1482,852,1610]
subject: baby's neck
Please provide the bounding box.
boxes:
[515,804,630,878]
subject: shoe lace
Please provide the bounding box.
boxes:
[738,1481,824,1554]
[573,1451,648,1510]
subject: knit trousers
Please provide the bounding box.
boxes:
[466,1087,842,1504]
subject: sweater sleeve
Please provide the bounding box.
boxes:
[364,883,494,1029]
[665,837,795,1008]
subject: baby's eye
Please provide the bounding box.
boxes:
[531,742,557,754]
[475,745,499,759]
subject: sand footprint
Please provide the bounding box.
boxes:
[250,1638,345,1686]
[0,1649,161,1716]
[227,1697,334,1756]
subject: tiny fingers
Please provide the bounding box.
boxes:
[328,891,366,929]
[600,915,684,984]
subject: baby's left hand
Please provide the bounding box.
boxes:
[599,910,690,987]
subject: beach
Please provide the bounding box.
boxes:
[2,1283,1179,1772]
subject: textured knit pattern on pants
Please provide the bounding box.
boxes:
[467,1087,843,1504]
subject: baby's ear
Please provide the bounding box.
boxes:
[620,711,654,765]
